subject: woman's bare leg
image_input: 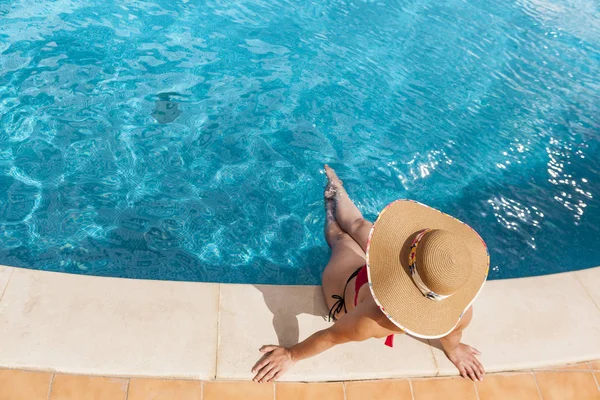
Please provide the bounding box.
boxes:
[324,165,373,251]
[322,185,366,315]
[323,184,340,244]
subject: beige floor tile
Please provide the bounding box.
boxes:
[475,373,541,400]
[411,377,477,400]
[0,265,13,299]
[593,360,600,370]
[431,272,600,375]
[275,382,344,400]
[535,371,600,400]
[345,379,412,400]
[127,378,202,400]
[216,284,437,381]
[49,374,127,400]
[203,381,274,400]
[576,266,600,309]
[0,268,219,378]
[0,369,52,400]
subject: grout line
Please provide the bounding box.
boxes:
[46,374,55,400]
[342,381,347,400]
[592,370,600,392]
[0,365,203,381]
[573,272,600,313]
[408,380,415,400]
[214,284,221,380]
[536,369,594,373]
[473,380,480,400]
[0,267,15,304]
[273,381,277,400]
[124,378,130,400]
[531,371,544,400]
[426,339,440,377]
[200,380,204,400]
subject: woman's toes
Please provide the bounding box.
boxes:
[324,166,343,188]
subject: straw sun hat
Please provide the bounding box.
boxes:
[365,200,489,339]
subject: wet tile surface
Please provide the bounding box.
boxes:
[49,374,128,400]
[475,373,541,400]
[535,371,600,400]
[345,379,412,400]
[203,381,273,400]
[275,382,344,400]
[0,369,52,400]
[127,378,202,400]
[411,377,477,400]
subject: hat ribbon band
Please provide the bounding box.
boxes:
[409,229,452,302]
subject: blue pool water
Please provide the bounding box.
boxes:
[0,0,599,284]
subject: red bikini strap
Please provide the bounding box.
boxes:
[385,335,394,347]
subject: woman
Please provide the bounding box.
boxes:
[252,165,489,383]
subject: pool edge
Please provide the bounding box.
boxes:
[0,264,598,381]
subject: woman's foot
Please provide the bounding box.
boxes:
[323,164,371,250]
[324,189,343,247]
[324,184,336,222]
[324,165,345,196]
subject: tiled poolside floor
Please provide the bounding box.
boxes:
[1,362,599,400]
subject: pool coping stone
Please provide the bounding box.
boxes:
[0,264,598,382]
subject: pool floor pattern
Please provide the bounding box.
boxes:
[1,362,599,400]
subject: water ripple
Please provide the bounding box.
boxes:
[0,0,598,283]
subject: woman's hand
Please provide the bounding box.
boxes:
[252,345,296,383]
[446,343,485,381]
[250,305,378,383]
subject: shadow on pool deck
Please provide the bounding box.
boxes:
[253,284,329,347]
[252,279,446,356]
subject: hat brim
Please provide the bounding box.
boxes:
[366,200,489,339]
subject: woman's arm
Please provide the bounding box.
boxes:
[439,307,485,381]
[251,302,379,383]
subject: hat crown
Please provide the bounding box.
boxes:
[416,229,472,296]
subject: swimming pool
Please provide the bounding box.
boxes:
[0,0,598,284]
